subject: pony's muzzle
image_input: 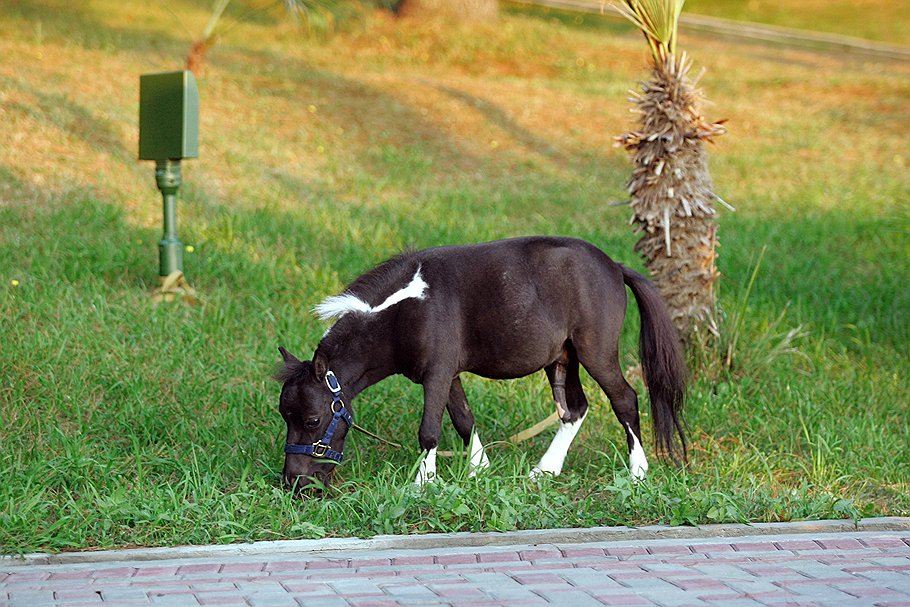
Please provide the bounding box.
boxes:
[282,459,335,493]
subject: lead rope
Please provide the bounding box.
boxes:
[351,422,403,449]
[351,412,560,456]
[436,411,559,457]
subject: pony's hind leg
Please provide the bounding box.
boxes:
[446,376,490,476]
[578,349,648,481]
[531,346,589,478]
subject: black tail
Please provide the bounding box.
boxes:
[621,265,688,462]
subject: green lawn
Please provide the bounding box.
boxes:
[1,0,908,553]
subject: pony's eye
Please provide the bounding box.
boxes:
[304,417,320,430]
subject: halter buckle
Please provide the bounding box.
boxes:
[325,370,342,395]
[311,442,329,457]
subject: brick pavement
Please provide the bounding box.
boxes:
[2,529,909,606]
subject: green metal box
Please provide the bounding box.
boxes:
[138,71,199,161]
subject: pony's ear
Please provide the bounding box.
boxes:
[312,351,328,381]
[278,346,301,365]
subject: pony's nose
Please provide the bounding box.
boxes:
[282,472,303,491]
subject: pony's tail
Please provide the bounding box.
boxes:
[621,265,688,463]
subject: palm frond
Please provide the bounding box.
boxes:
[614,0,685,62]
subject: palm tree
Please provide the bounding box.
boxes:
[615,0,728,342]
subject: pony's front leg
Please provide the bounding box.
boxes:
[414,374,451,486]
[446,376,489,477]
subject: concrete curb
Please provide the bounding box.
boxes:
[5,517,909,568]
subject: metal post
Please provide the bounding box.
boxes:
[155,159,183,277]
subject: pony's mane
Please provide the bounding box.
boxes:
[315,249,420,320]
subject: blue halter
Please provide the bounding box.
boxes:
[284,370,353,464]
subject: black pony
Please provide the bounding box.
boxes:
[276,236,686,489]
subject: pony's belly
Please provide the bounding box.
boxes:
[463,338,563,380]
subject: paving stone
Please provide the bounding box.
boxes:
[149,594,200,606]
[100,587,151,602]
[852,569,910,584]
[196,592,248,605]
[347,599,402,607]
[519,549,563,561]
[351,558,393,568]
[391,555,436,566]
[535,588,607,605]
[589,591,657,605]
[7,590,56,603]
[296,598,351,607]
[512,572,567,586]
[605,546,649,557]
[647,544,693,555]
[431,584,486,598]
[220,562,267,574]
[558,569,622,588]
[861,538,910,549]
[435,553,478,565]
[4,571,51,583]
[690,564,755,580]
[476,551,521,563]
[92,566,138,579]
[133,566,181,578]
[282,580,333,594]
[731,541,780,552]
[774,540,822,551]
[816,538,866,550]
[838,585,910,599]
[485,586,548,602]
[668,577,728,591]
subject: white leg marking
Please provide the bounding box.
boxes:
[468,430,490,477]
[627,423,649,482]
[530,412,587,478]
[315,266,428,320]
[414,447,437,486]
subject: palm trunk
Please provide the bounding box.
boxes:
[618,52,726,341]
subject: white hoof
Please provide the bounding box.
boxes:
[529,466,558,480]
[414,447,437,486]
[468,431,490,477]
[630,458,648,483]
[627,423,649,483]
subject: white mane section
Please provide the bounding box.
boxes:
[314,265,428,321]
[314,293,373,320]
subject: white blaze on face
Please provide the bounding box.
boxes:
[414,447,437,486]
[627,423,649,481]
[468,430,490,476]
[314,266,429,321]
[530,413,587,478]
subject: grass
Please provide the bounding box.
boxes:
[1,0,908,553]
[507,0,910,45]
[683,0,910,45]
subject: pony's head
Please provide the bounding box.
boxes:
[274,346,352,492]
